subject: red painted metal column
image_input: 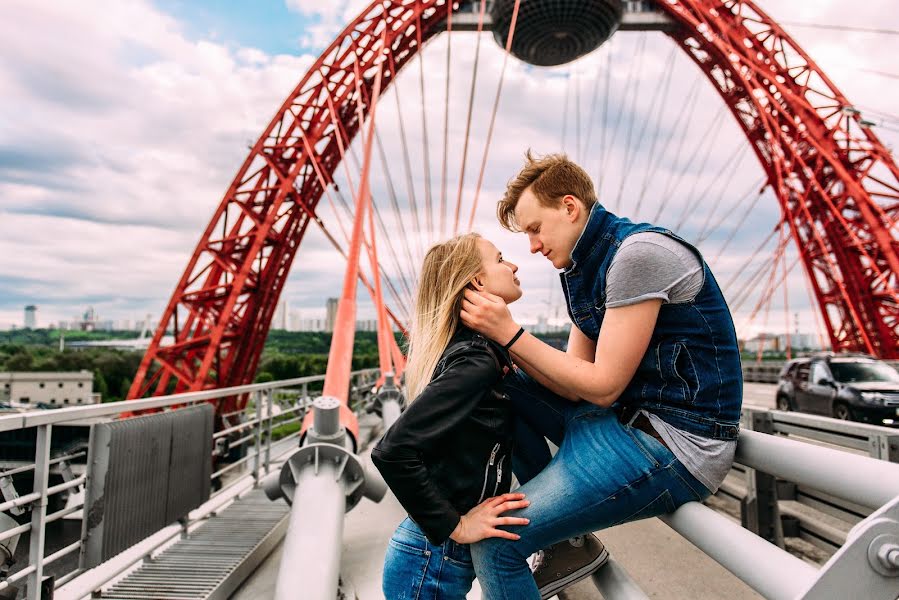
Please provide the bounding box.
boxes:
[300,31,388,445]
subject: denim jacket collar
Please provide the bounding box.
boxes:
[566,203,614,272]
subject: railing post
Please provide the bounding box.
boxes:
[27,424,51,600]
[252,390,263,485]
[740,409,784,547]
[264,388,274,475]
[868,432,899,463]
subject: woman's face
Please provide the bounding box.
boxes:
[474,238,522,304]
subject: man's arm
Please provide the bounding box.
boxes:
[461,290,661,407]
[506,326,596,401]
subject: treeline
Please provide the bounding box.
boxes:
[1,328,571,402]
[0,329,401,402]
[0,343,142,402]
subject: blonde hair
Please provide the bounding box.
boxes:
[497,149,597,231]
[404,233,484,401]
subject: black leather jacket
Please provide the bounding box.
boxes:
[371,326,513,544]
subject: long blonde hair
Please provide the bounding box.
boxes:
[404,233,484,401]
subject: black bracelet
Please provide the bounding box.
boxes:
[503,326,526,351]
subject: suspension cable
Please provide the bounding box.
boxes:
[799,260,830,350]
[415,10,434,242]
[453,0,488,236]
[319,86,417,312]
[697,176,764,247]
[634,66,699,220]
[602,33,646,200]
[387,51,426,261]
[710,183,768,263]
[782,229,792,360]
[732,232,793,316]
[652,107,726,223]
[674,141,745,231]
[296,120,412,323]
[613,45,678,211]
[326,59,420,308]
[670,120,737,230]
[722,226,779,295]
[581,44,606,165]
[467,0,522,232]
[440,4,453,238]
[689,149,752,240]
[373,129,421,294]
[561,72,571,152]
[597,43,613,195]
[609,33,648,212]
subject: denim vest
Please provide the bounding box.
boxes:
[561,205,742,440]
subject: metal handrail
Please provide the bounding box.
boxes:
[1,368,380,600]
[0,369,379,433]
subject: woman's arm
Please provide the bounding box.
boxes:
[371,347,522,544]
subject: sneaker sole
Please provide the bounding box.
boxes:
[537,547,610,600]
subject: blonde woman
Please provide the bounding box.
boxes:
[372,233,530,599]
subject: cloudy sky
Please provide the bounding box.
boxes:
[0,0,897,341]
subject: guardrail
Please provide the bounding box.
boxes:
[717,406,899,553]
[0,368,379,600]
[742,359,899,383]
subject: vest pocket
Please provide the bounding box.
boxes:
[669,342,699,404]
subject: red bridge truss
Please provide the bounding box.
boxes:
[129,0,899,415]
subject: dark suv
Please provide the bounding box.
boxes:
[776,354,899,426]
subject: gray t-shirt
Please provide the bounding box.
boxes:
[605,232,736,493]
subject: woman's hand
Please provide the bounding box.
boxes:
[449,493,530,544]
[461,289,521,345]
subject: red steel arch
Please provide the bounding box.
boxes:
[129,0,899,413]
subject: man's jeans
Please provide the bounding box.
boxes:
[471,370,711,600]
[383,517,475,599]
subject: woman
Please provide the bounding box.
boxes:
[372,233,531,600]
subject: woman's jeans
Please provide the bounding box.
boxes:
[471,369,712,600]
[383,517,475,600]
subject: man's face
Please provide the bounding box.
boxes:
[513,187,586,269]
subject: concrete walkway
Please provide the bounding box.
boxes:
[232,387,780,599]
[231,476,762,599]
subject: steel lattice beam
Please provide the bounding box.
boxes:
[129,0,899,419]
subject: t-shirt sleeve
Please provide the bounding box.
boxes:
[605,234,702,309]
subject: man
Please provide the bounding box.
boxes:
[460,151,743,599]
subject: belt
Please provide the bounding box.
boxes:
[631,413,670,451]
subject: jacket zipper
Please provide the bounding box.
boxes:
[476,443,501,504]
[492,454,505,498]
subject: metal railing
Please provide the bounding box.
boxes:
[717,406,899,553]
[742,359,899,383]
[591,407,899,600]
[0,368,379,600]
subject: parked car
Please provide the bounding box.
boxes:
[776,353,899,426]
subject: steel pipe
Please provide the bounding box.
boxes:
[661,502,817,600]
[590,557,650,600]
[736,429,899,509]
[274,460,346,600]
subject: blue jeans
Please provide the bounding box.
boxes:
[383,517,475,600]
[471,370,711,600]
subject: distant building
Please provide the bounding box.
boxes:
[24,305,37,329]
[0,371,99,408]
[272,300,288,331]
[742,333,822,353]
[325,298,339,332]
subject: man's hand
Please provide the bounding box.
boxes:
[449,493,530,544]
[461,289,521,345]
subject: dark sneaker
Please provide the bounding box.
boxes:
[532,533,610,599]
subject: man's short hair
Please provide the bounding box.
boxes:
[497,150,598,231]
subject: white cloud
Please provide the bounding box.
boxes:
[1,0,896,346]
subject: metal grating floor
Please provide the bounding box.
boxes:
[99,487,289,600]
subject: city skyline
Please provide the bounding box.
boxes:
[1,1,897,340]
